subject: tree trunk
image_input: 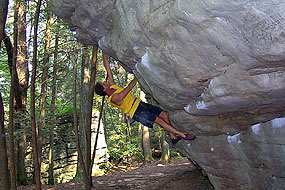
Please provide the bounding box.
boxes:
[90,89,105,178]
[16,0,28,101]
[140,91,153,161]
[48,34,58,186]
[73,44,91,190]
[31,0,42,189]
[79,45,89,175]
[89,51,108,179]
[142,125,152,161]
[16,0,28,185]
[9,1,21,189]
[0,93,10,190]
[38,8,53,167]
[3,31,13,68]
[0,0,8,46]
[3,31,22,108]
[3,30,28,186]
[160,130,170,162]
[138,124,143,151]
[85,45,98,186]
[74,44,82,179]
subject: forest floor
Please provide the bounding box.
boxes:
[18,158,214,190]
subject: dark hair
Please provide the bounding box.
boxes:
[95,82,107,96]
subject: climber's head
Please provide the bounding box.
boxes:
[95,82,107,96]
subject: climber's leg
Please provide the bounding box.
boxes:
[157,111,177,139]
[156,111,196,142]
[154,116,185,138]
[158,111,171,124]
[133,102,196,142]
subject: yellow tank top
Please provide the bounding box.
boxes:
[108,85,141,118]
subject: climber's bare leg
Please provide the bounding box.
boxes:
[157,111,182,139]
[159,111,171,124]
[154,116,185,139]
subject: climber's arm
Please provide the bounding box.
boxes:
[111,78,138,104]
[103,53,115,86]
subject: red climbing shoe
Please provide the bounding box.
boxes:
[183,134,196,141]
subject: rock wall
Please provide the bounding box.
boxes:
[52,0,285,189]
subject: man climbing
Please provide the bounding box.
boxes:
[95,53,196,144]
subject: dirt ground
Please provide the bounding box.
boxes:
[18,159,214,190]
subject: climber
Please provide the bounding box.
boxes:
[95,53,196,144]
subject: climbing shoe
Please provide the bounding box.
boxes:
[171,136,182,144]
[183,133,196,141]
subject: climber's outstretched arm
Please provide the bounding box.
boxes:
[103,53,115,86]
[111,78,137,104]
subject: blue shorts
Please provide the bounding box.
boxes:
[133,102,163,128]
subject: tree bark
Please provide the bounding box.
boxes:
[138,124,143,151]
[16,0,28,185]
[0,93,10,190]
[103,109,109,148]
[142,125,152,161]
[88,49,109,187]
[4,5,29,183]
[31,0,42,189]
[79,45,89,176]
[16,0,28,99]
[48,34,58,186]
[9,0,21,189]
[3,32,22,108]
[0,0,8,46]
[85,45,98,186]
[38,6,53,168]
[160,130,170,162]
[90,89,106,178]
[3,32,13,70]
[73,43,91,190]
[74,44,82,179]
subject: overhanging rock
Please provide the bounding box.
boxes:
[52,0,285,189]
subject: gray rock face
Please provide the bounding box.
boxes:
[52,0,285,189]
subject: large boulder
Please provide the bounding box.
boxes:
[52,0,285,189]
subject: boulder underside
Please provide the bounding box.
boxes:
[52,0,285,189]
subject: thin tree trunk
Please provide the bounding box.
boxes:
[16,0,28,184]
[74,43,82,178]
[31,0,42,189]
[2,31,16,190]
[73,45,90,190]
[0,93,10,190]
[3,4,22,109]
[16,0,28,101]
[127,122,131,143]
[103,109,108,148]
[3,31,22,107]
[48,34,58,186]
[79,45,89,176]
[85,45,98,186]
[0,0,8,46]
[142,125,152,161]
[38,8,53,167]
[138,124,143,151]
[9,0,21,189]
[160,130,170,162]
[90,94,105,176]
[3,31,13,70]
[74,44,82,179]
